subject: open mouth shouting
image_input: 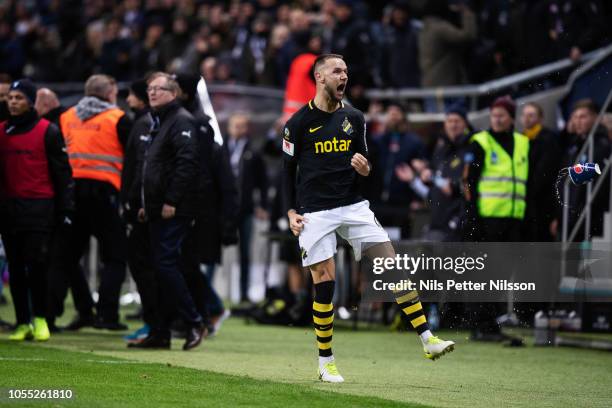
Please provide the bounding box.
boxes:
[336,82,346,98]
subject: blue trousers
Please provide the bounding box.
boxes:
[202,263,224,317]
[149,217,202,334]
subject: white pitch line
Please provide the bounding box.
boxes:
[0,357,151,365]
[0,357,46,362]
[83,359,151,365]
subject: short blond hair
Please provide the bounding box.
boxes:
[84,74,117,100]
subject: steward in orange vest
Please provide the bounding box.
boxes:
[60,96,130,191]
[57,75,132,331]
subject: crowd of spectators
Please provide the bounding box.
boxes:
[1,0,611,336]
[1,0,610,93]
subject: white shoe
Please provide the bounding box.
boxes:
[423,335,455,360]
[318,360,344,383]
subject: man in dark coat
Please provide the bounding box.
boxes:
[120,79,158,344]
[194,109,238,333]
[226,112,268,303]
[556,99,610,240]
[396,105,472,242]
[130,72,205,350]
[520,102,562,241]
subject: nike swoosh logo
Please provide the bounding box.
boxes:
[309,126,323,133]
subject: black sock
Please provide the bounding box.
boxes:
[394,289,430,335]
[313,281,335,357]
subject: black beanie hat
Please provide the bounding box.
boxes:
[129,79,148,105]
[446,102,468,124]
[9,78,37,106]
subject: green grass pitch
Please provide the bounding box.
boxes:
[1,317,611,407]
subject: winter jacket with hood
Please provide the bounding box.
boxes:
[71,96,132,147]
[60,96,132,201]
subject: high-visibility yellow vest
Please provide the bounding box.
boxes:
[471,130,529,219]
[60,107,124,191]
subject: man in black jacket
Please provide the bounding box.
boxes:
[227,112,268,303]
[120,79,157,344]
[373,103,425,239]
[193,109,238,334]
[0,79,74,341]
[131,72,205,350]
[396,105,472,242]
[120,79,151,219]
[555,99,610,240]
[520,102,562,241]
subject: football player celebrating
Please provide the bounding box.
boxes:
[282,54,455,383]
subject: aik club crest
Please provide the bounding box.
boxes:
[342,117,354,135]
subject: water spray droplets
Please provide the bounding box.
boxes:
[555,170,567,207]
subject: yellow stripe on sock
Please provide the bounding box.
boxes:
[317,341,332,350]
[395,290,418,304]
[403,302,423,316]
[313,315,334,325]
[315,328,333,338]
[313,302,333,312]
[410,315,427,328]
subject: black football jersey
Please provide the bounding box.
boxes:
[283,100,368,213]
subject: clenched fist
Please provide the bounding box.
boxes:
[351,153,370,176]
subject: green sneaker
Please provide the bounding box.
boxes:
[33,317,50,341]
[9,324,33,341]
[423,335,455,360]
